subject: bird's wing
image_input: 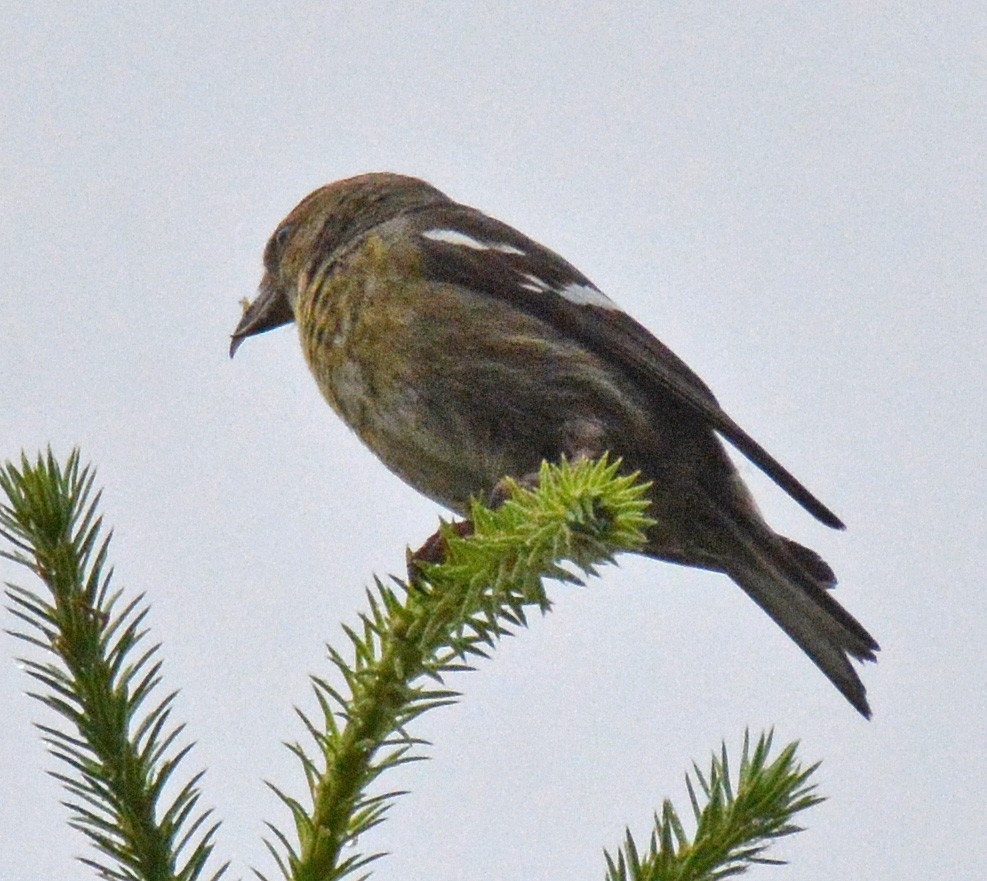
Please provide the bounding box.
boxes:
[406,204,844,530]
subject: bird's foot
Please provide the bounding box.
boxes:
[406,519,475,581]
[487,470,542,508]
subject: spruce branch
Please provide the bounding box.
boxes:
[271,456,654,881]
[604,730,823,881]
[3,450,825,881]
[0,450,226,881]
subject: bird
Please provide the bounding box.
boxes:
[231,172,879,716]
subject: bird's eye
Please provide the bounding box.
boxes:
[265,223,294,271]
[275,224,293,249]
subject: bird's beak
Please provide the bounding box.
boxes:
[229,277,294,357]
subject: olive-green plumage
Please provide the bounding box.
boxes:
[232,172,879,716]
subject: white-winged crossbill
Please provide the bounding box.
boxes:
[231,173,878,716]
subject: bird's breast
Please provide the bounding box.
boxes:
[292,238,503,510]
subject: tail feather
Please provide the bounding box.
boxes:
[713,510,879,717]
[726,559,878,716]
[781,537,837,588]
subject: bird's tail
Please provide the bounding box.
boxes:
[717,514,879,717]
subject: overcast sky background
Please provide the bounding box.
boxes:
[2,4,984,880]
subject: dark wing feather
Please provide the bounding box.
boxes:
[407,204,844,530]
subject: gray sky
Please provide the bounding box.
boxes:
[2,3,984,879]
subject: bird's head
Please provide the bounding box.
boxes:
[230,172,449,356]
